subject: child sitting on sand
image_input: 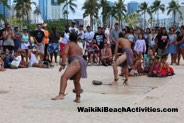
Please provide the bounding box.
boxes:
[3,50,14,68]
[158,55,174,77]
[148,56,159,77]
[10,50,22,69]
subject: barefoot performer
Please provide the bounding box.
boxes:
[112,32,133,85]
[52,32,87,103]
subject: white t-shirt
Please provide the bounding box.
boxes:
[11,55,22,68]
[134,39,146,53]
[84,31,94,46]
[69,27,78,33]
[78,30,84,40]
[62,33,69,44]
[105,28,110,43]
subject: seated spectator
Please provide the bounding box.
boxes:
[3,49,14,68]
[10,50,22,69]
[101,43,112,66]
[148,57,159,77]
[158,55,174,77]
[42,54,54,68]
[143,49,155,73]
[29,47,47,68]
[0,54,5,71]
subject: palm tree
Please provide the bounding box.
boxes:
[0,0,10,22]
[14,0,36,26]
[58,0,77,26]
[101,0,111,25]
[111,0,126,28]
[33,6,41,23]
[167,0,182,24]
[101,0,112,25]
[125,13,139,28]
[82,0,100,29]
[137,2,149,29]
[150,0,165,26]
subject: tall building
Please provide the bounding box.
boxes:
[39,0,63,21]
[127,1,139,14]
[0,0,11,20]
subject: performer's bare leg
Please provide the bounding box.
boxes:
[52,60,80,100]
[73,72,81,103]
[124,66,129,85]
[111,53,127,85]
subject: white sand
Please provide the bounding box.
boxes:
[0,61,184,123]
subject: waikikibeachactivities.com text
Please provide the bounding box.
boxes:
[77,107,178,113]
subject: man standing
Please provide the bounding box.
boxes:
[110,23,120,56]
[104,24,110,44]
[112,32,133,85]
[84,26,94,64]
[42,24,49,57]
[0,27,4,54]
[52,32,87,103]
[93,27,106,63]
[69,20,78,33]
[33,24,45,60]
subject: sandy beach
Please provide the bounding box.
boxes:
[0,61,184,123]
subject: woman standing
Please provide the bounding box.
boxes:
[60,28,69,58]
[148,27,157,55]
[48,27,60,63]
[166,28,177,65]
[177,26,184,65]
[21,27,30,62]
[2,24,15,54]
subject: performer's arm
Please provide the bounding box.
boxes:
[61,44,69,65]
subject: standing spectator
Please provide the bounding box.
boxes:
[110,23,120,56]
[84,26,94,64]
[93,27,107,63]
[13,27,21,52]
[69,20,78,33]
[2,24,15,54]
[156,27,169,56]
[48,27,60,63]
[33,24,45,60]
[134,33,146,57]
[78,25,85,53]
[21,27,30,62]
[135,28,142,41]
[42,24,49,57]
[166,28,177,65]
[104,24,110,44]
[148,27,157,54]
[177,25,184,65]
[144,28,151,53]
[60,28,69,58]
[0,27,4,54]
[126,27,135,50]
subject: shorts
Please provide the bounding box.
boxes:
[157,48,167,56]
[36,44,45,54]
[60,42,65,55]
[178,42,184,49]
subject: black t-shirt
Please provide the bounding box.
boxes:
[0,29,4,40]
[34,30,45,43]
[93,33,106,49]
[49,32,59,43]
[156,34,169,49]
